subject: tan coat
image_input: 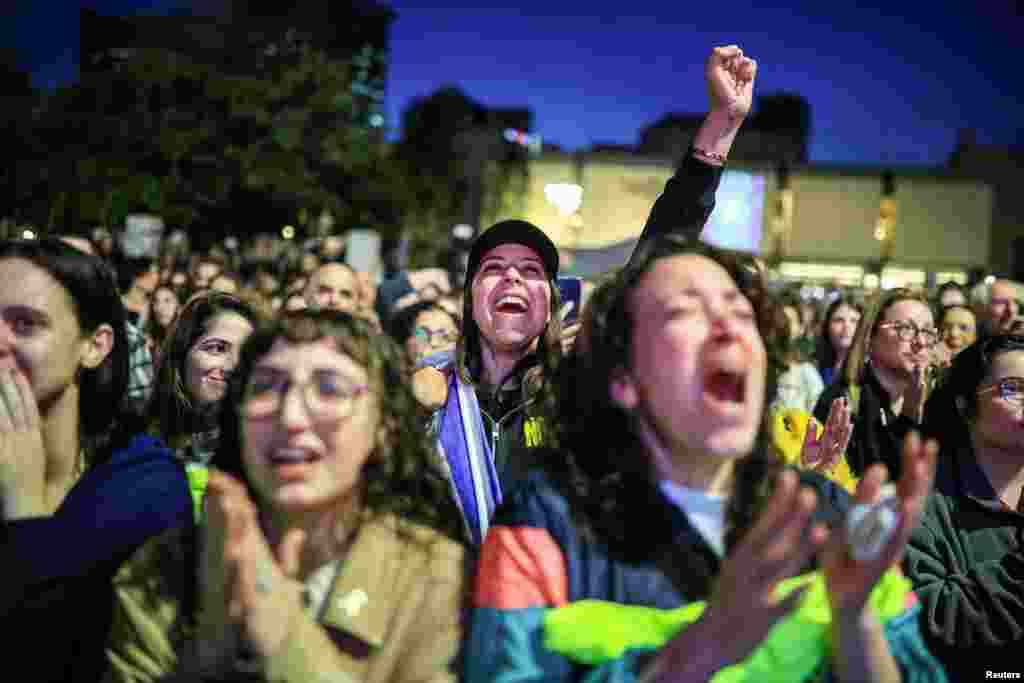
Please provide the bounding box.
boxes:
[105,514,470,683]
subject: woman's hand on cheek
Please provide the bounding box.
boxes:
[0,368,47,519]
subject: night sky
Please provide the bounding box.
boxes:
[7,1,1022,165]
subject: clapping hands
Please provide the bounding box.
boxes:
[801,397,853,474]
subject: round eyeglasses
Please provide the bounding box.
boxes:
[878,321,941,347]
[244,369,369,420]
[412,326,457,348]
[977,377,1024,409]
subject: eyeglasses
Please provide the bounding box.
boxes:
[244,369,369,420]
[413,326,457,347]
[878,321,941,347]
[977,377,1024,408]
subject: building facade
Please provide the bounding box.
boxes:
[494,150,994,288]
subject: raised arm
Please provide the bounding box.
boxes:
[628,45,757,267]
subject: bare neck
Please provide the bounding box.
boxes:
[638,416,736,497]
[262,494,362,581]
[971,431,1024,510]
[478,338,537,389]
[41,384,84,512]
[870,363,909,413]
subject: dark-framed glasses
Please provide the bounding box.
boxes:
[413,326,457,347]
[244,368,369,420]
[878,321,941,347]
[977,377,1024,408]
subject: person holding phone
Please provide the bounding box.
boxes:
[416,45,761,545]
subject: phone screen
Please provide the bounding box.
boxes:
[557,276,583,324]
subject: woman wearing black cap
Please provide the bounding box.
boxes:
[419,45,759,544]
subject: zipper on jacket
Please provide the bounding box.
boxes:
[482,397,534,458]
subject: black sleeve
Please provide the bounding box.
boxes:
[626,150,724,269]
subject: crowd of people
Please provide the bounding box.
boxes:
[4,44,1024,682]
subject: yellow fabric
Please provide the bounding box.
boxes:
[544,569,914,683]
[523,417,546,448]
[770,407,859,493]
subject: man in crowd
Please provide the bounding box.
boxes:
[304,260,360,313]
[981,278,1022,336]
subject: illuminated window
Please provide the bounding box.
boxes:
[881,268,926,290]
[934,271,968,285]
[778,262,865,286]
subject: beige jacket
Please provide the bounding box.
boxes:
[105,514,469,683]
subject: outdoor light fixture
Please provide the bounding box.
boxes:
[544,183,583,216]
[875,171,897,262]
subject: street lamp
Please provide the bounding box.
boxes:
[544,183,584,247]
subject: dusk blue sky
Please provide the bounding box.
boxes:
[8,1,1022,165]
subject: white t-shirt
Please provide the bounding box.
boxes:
[658,480,727,557]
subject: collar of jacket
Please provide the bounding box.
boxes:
[318,515,428,648]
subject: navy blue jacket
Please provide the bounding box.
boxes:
[2,434,192,682]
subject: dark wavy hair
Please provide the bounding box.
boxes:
[150,291,258,449]
[213,310,465,542]
[540,236,782,566]
[814,295,862,378]
[922,334,1024,449]
[0,238,130,459]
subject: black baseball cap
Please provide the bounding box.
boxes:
[465,220,559,286]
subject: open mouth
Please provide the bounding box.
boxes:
[703,370,746,405]
[268,448,321,466]
[493,294,529,314]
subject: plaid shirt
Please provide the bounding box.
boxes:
[124,320,155,413]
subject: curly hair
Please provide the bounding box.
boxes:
[540,235,782,564]
[213,310,465,542]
